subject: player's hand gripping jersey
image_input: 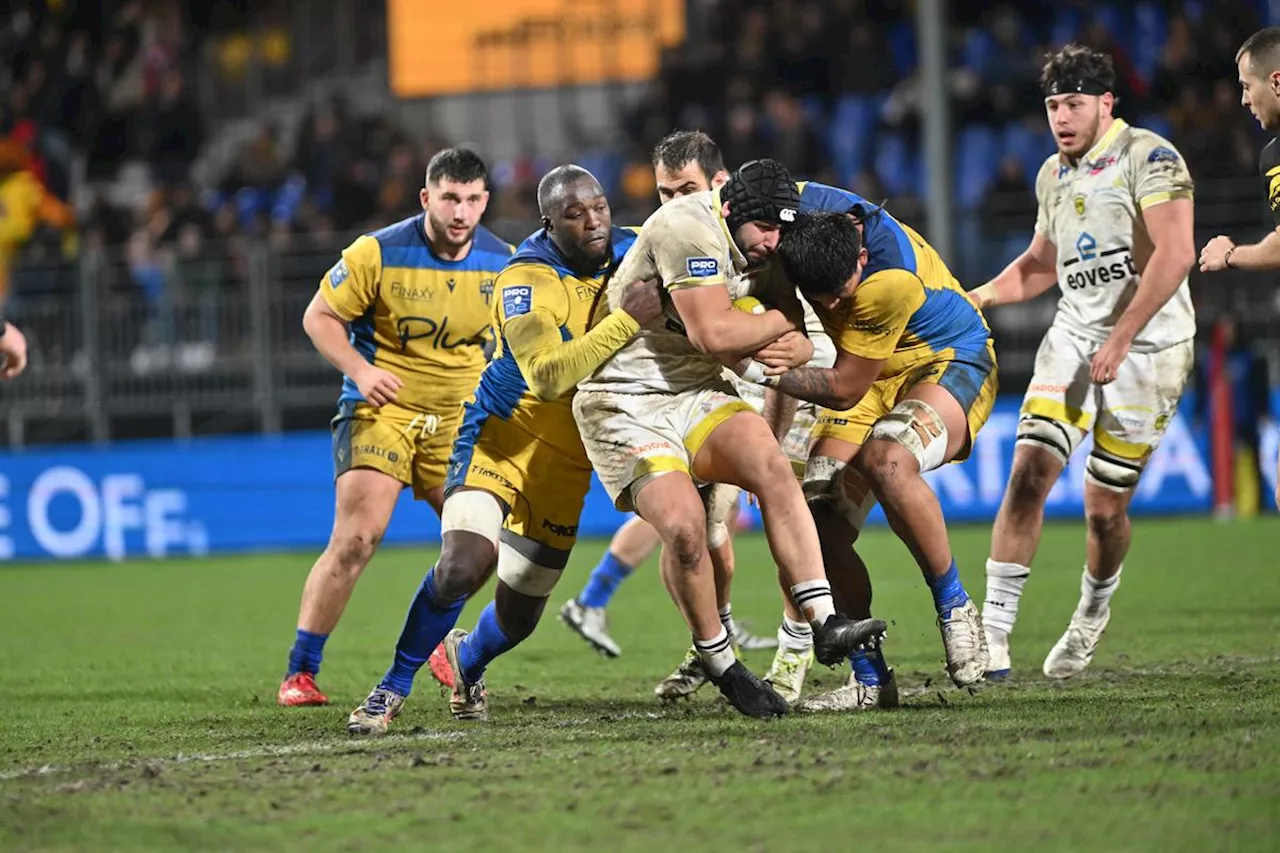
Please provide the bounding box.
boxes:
[1033,119,1195,351]
[445,226,639,551]
[321,214,513,495]
[797,182,998,450]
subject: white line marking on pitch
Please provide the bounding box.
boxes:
[0,731,467,782]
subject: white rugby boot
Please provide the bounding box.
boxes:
[985,627,1012,681]
[938,599,989,687]
[761,645,814,705]
[558,599,622,658]
[1043,609,1111,679]
[798,668,899,712]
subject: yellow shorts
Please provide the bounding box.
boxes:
[812,351,998,461]
[331,400,464,499]
[444,402,592,554]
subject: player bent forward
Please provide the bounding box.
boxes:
[770,209,999,697]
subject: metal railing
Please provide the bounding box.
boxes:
[3,183,1279,449]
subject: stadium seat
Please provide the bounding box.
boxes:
[1132,2,1167,84]
[888,21,917,76]
[1002,123,1052,186]
[873,131,917,198]
[830,95,879,185]
[956,125,999,211]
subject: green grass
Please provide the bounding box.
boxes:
[1,517,1278,852]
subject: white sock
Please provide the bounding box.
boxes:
[1078,566,1121,618]
[694,627,736,677]
[790,579,835,627]
[718,604,737,642]
[777,615,814,653]
[983,559,1031,637]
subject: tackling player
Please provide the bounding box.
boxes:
[767,200,998,703]
[574,158,887,719]
[1199,26,1280,510]
[347,166,663,732]
[969,44,1196,680]
[277,149,513,707]
[559,132,795,706]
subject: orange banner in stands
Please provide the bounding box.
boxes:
[388,0,686,97]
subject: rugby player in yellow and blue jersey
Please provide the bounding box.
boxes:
[277,149,513,708]
[347,166,663,733]
[763,190,998,706]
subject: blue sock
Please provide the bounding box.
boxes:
[457,602,516,684]
[380,567,466,697]
[578,552,634,609]
[926,559,970,617]
[287,629,329,676]
[848,646,891,687]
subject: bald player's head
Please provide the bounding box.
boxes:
[538,165,613,270]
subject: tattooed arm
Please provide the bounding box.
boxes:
[772,347,885,411]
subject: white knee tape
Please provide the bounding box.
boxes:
[704,483,741,549]
[1085,450,1143,492]
[868,399,949,473]
[802,456,875,531]
[440,490,504,545]
[496,541,563,597]
[1016,414,1084,465]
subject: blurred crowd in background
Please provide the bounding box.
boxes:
[0,0,1276,442]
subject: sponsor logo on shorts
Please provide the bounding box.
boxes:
[469,464,515,490]
[1027,383,1068,395]
[541,518,579,537]
[354,444,399,463]
[686,257,719,278]
[328,260,350,288]
[629,441,677,455]
[818,416,850,426]
[502,285,533,317]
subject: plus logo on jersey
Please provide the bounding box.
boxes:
[1075,232,1097,261]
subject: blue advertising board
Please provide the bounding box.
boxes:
[0,396,1253,563]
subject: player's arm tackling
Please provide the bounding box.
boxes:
[505,276,662,401]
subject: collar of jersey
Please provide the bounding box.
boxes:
[711,185,748,273]
[1065,118,1128,170]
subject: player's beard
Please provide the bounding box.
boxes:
[1062,107,1102,160]
[426,211,475,250]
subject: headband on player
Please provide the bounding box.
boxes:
[1042,75,1110,97]
[721,158,801,236]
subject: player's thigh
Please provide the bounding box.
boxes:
[1021,326,1098,437]
[891,353,999,466]
[685,386,780,489]
[332,468,403,543]
[332,400,415,488]
[573,389,692,512]
[411,403,466,513]
[330,401,413,538]
[632,470,708,550]
[1090,340,1194,491]
[1095,340,1193,461]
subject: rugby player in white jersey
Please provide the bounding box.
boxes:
[574,159,885,718]
[969,44,1197,680]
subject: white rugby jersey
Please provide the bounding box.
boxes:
[1033,118,1195,352]
[581,188,801,395]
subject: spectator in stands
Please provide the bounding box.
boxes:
[0,315,28,380]
[148,69,202,183]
